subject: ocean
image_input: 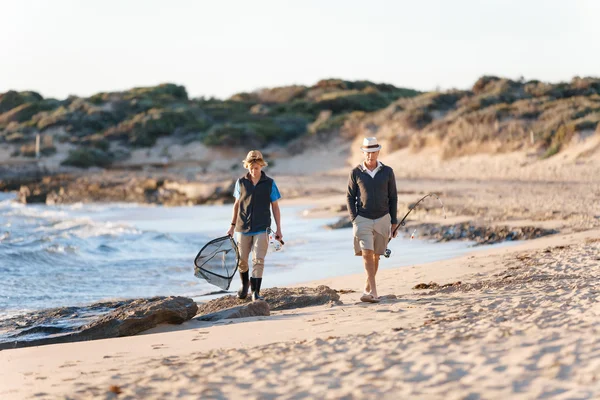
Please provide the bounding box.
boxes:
[0,192,481,343]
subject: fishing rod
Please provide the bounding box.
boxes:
[384,192,447,258]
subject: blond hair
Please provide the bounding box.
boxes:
[242,150,268,169]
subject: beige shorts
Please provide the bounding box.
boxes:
[352,214,391,256]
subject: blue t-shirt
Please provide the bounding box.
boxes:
[234,179,281,236]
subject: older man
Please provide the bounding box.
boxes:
[346,137,398,302]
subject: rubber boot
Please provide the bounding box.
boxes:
[237,271,249,299]
[251,277,264,301]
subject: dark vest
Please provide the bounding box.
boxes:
[236,171,273,234]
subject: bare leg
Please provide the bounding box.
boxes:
[362,250,378,299]
[365,253,380,294]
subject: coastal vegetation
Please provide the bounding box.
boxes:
[1,76,599,168]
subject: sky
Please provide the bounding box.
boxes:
[1,0,599,100]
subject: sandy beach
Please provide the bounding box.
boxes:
[2,142,600,399]
[1,199,599,399]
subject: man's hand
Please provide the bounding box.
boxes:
[390,223,399,238]
[275,229,283,243]
[227,225,235,237]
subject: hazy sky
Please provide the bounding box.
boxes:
[1,0,599,100]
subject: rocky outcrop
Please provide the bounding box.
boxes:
[325,216,352,230]
[10,173,235,205]
[195,285,342,317]
[403,223,558,245]
[262,285,342,310]
[0,296,197,350]
[195,301,270,322]
[325,216,558,245]
[79,296,197,339]
[0,164,49,191]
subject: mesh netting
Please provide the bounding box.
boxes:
[194,235,239,290]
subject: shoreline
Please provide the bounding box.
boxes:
[0,198,488,348]
[1,227,598,398]
[0,175,590,349]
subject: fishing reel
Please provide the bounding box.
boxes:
[384,248,392,258]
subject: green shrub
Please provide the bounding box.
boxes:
[81,134,110,151]
[0,90,43,113]
[104,108,210,146]
[312,113,348,134]
[0,100,59,127]
[202,123,251,146]
[273,115,308,141]
[61,147,114,168]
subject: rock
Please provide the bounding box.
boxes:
[196,285,341,317]
[262,285,341,310]
[325,216,352,230]
[195,301,270,321]
[401,222,558,245]
[0,164,47,191]
[140,178,159,191]
[79,296,197,339]
[203,180,236,205]
[18,185,47,204]
[0,296,197,350]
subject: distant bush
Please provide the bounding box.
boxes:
[0,90,43,114]
[199,100,255,122]
[61,147,114,168]
[273,115,308,141]
[104,108,210,146]
[202,124,252,147]
[202,118,294,147]
[0,100,59,127]
[80,134,111,151]
[312,113,348,134]
[90,83,188,104]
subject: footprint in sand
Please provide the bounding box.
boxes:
[103,355,123,359]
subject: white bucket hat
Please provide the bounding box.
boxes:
[360,137,382,153]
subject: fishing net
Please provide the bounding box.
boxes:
[194,235,239,290]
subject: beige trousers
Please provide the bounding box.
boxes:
[237,232,268,278]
